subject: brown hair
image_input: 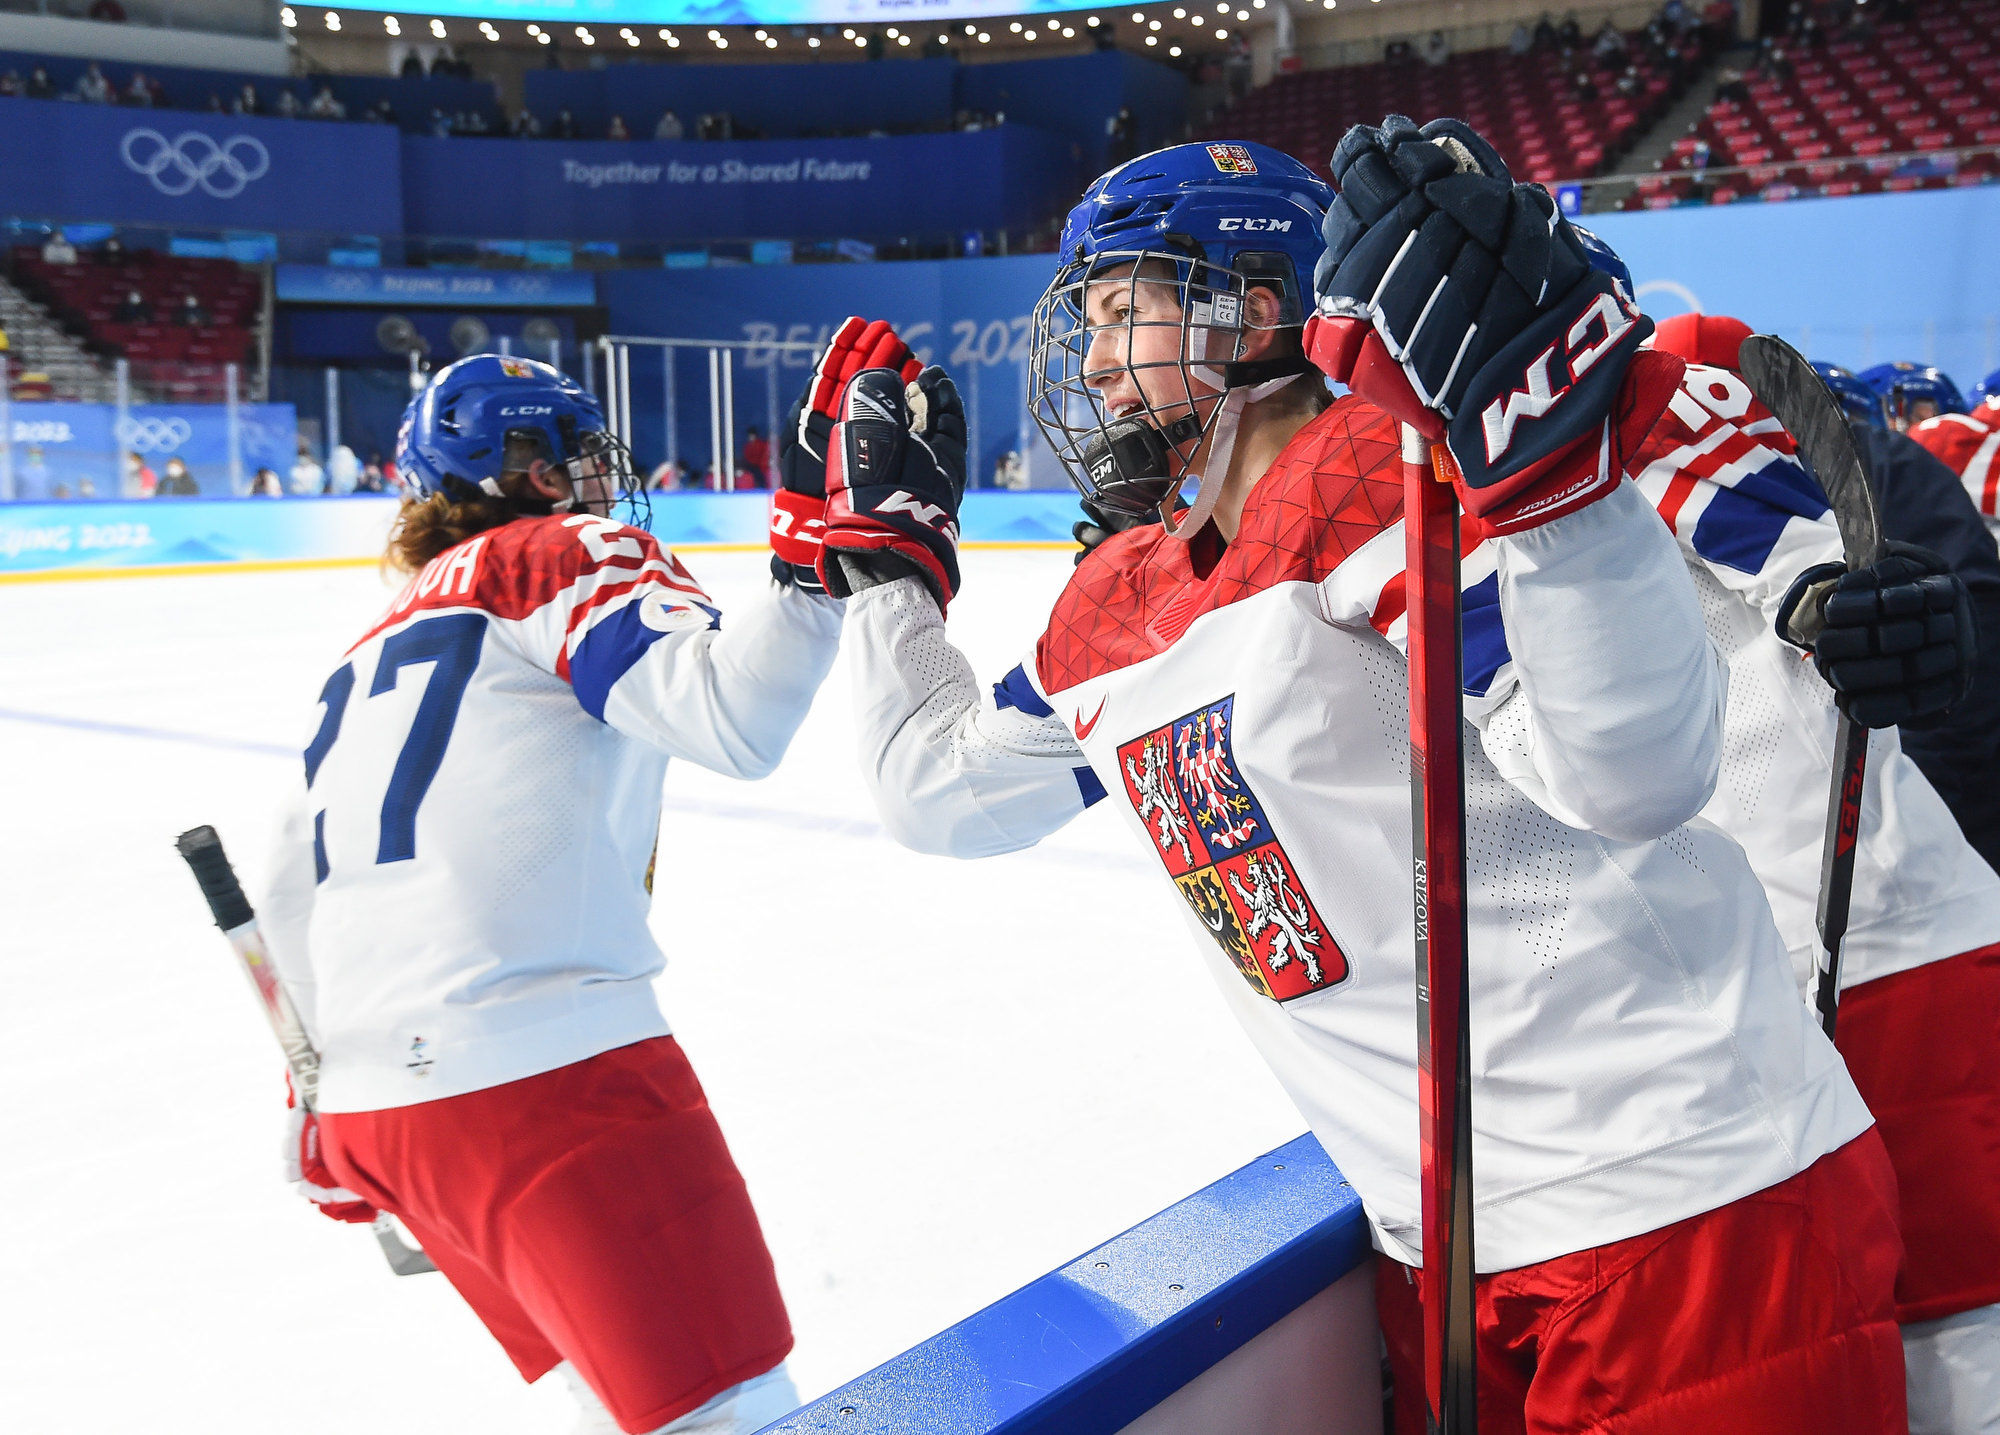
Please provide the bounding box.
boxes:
[382,437,547,575]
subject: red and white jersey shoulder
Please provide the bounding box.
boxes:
[1911,400,2000,543]
[1629,363,2000,991]
[258,514,842,1113]
[847,396,1867,1275]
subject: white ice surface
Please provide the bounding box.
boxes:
[0,549,1304,1433]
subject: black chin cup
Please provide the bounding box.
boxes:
[1079,414,1200,519]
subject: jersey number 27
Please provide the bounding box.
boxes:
[303,613,486,877]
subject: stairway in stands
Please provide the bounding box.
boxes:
[0,276,116,404]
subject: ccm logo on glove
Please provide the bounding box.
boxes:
[1480,289,1638,463]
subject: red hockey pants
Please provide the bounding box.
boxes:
[1378,1131,1907,1435]
[1839,940,2000,1324]
[320,1036,793,1435]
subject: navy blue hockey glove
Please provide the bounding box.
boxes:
[817,365,968,613]
[770,317,920,594]
[1778,541,1978,728]
[1304,114,1673,533]
[1072,494,1188,566]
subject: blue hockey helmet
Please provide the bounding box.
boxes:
[1858,362,1966,430]
[1811,361,1889,429]
[396,354,643,521]
[1969,366,2000,409]
[1028,141,1334,518]
[1572,224,1635,305]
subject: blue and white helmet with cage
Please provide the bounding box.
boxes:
[396,354,642,521]
[1858,361,1966,429]
[1028,141,1334,526]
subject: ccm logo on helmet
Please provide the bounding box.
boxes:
[500,405,555,416]
[1216,217,1293,232]
[1480,291,1637,463]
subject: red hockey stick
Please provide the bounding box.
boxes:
[1402,425,1479,1433]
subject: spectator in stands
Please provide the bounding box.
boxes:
[88,0,127,20]
[288,445,324,496]
[113,289,151,324]
[740,427,771,488]
[75,63,112,105]
[1509,21,1533,54]
[204,91,225,113]
[550,109,578,139]
[173,293,211,328]
[1715,63,1748,104]
[100,235,126,265]
[430,108,452,138]
[1557,12,1581,46]
[1384,37,1415,64]
[1572,66,1600,100]
[606,113,632,141]
[401,53,425,79]
[0,70,18,97]
[307,85,345,120]
[25,65,54,100]
[368,97,397,124]
[327,444,359,495]
[512,107,543,138]
[1617,64,1643,98]
[654,109,684,141]
[122,70,152,107]
[1107,105,1137,164]
[233,82,261,116]
[1594,18,1627,66]
[124,451,155,498]
[275,88,301,120]
[1421,29,1452,65]
[357,455,390,493]
[647,458,688,491]
[248,467,283,497]
[157,457,198,496]
[1532,12,1558,49]
[41,231,76,266]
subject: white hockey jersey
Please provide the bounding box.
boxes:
[259,513,842,1113]
[845,396,1868,1275]
[1911,402,2000,546]
[1629,363,2000,992]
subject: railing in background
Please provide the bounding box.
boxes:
[1554,140,2000,213]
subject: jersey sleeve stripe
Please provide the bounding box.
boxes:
[1074,764,1108,807]
[994,663,1056,718]
[569,601,679,720]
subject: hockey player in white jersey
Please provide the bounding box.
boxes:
[825,129,1906,1430]
[1639,312,2000,1434]
[253,342,911,1435]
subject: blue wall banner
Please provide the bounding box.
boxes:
[1588,187,2000,383]
[275,265,599,308]
[0,97,402,237]
[6,403,298,502]
[0,491,1079,577]
[602,253,1065,488]
[398,127,1079,244]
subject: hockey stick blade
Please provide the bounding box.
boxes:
[1736,337,1885,1041]
[1738,337,1884,569]
[373,1215,440,1276]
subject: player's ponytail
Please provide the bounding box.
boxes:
[384,436,561,575]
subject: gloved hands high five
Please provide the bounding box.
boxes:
[1305,114,1681,533]
[771,317,923,593]
[816,363,969,612]
[1779,541,1978,728]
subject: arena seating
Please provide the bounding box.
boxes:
[8,247,259,401]
[1634,0,2000,208]
[1196,30,1694,184]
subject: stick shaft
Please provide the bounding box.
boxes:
[1402,428,1478,1433]
[1814,717,1869,1040]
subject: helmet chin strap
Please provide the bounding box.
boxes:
[1159,370,1304,541]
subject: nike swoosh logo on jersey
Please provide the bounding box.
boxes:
[1074,697,1106,741]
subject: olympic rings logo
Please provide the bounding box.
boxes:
[120,129,270,199]
[116,416,194,453]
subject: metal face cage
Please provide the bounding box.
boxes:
[509,422,650,530]
[1030,248,1266,517]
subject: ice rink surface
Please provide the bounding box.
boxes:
[0,547,1306,1433]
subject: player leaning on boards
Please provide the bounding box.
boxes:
[252,348,887,1435]
[1643,313,2000,1435]
[829,131,1907,1430]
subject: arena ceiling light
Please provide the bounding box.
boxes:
[280,5,296,26]
[479,18,499,35]
[323,9,341,30]
[322,1,1125,26]
[429,16,448,34]
[381,12,400,31]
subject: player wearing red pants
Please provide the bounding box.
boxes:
[830,128,1907,1431]
[254,341,910,1434]
[1638,314,2000,1434]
